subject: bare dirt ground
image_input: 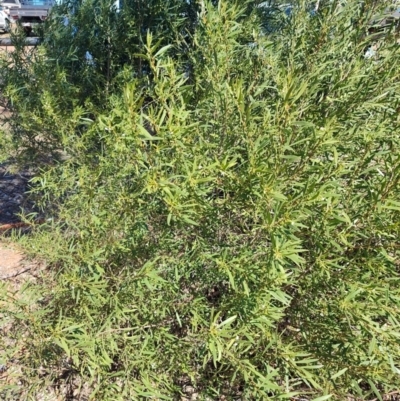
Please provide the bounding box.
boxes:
[0,45,15,54]
[0,243,24,279]
[0,241,55,401]
[0,241,43,280]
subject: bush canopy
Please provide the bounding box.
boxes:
[1,0,400,399]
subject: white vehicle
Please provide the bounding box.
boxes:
[9,0,53,24]
[0,0,21,15]
[0,6,11,32]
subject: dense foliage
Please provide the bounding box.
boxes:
[1,0,400,399]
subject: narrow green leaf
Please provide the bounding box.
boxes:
[331,367,348,380]
[217,315,237,329]
[310,395,332,401]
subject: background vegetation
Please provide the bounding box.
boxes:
[1,0,400,399]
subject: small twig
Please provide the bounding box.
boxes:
[344,390,400,401]
[0,267,31,280]
[371,390,400,401]
[0,222,32,231]
[0,219,45,232]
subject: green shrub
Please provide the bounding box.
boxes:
[1,0,400,399]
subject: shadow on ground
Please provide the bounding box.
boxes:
[0,162,35,225]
